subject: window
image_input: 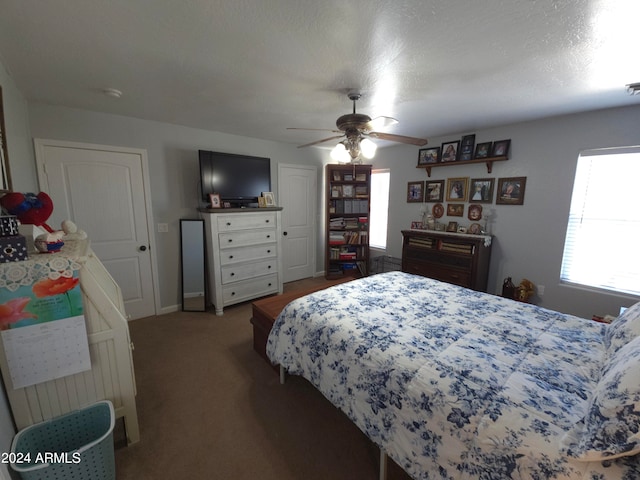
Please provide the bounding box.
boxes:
[560,147,640,296]
[369,169,390,249]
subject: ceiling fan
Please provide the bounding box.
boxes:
[288,93,428,162]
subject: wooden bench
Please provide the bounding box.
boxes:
[250,278,350,367]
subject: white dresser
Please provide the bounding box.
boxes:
[200,208,283,315]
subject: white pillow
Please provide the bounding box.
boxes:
[604,301,640,356]
[561,335,640,461]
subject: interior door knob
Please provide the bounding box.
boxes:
[139,245,147,251]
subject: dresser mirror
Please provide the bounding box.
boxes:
[180,219,206,311]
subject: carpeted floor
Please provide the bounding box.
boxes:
[114,278,412,479]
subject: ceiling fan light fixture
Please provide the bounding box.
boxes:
[330,143,350,163]
[360,138,377,159]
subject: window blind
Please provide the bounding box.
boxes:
[560,147,640,296]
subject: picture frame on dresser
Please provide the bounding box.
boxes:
[209,193,221,208]
[262,192,275,206]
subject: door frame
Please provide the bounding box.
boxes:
[278,162,318,281]
[34,139,160,318]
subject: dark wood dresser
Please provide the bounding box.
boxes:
[401,229,492,292]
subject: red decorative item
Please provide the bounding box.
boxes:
[0,192,55,233]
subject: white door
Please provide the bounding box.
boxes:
[34,139,157,320]
[278,164,317,282]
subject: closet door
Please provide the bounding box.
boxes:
[35,139,157,320]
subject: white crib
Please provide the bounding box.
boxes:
[0,244,139,445]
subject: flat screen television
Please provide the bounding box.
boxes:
[199,150,271,207]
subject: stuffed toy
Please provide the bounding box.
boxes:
[0,192,55,233]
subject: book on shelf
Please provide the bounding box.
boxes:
[355,185,368,197]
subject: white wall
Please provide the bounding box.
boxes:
[0,60,25,480]
[26,103,327,312]
[373,104,640,318]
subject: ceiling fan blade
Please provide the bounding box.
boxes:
[287,127,341,133]
[365,116,399,130]
[368,131,428,146]
[297,135,345,148]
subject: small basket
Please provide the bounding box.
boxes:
[10,400,116,480]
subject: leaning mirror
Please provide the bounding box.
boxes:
[180,219,206,312]
[0,86,13,192]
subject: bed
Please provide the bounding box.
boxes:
[266,271,640,479]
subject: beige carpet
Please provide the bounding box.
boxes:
[114,279,412,480]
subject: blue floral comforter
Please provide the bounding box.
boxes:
[266,271,640,479]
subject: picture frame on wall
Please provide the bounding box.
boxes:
[407,181,425,203]
[446,221,459,232]
[491,139,511,157]
[469,178,495,203]
[468,204,483,221]
[460,134,475,161]
[474,142,492,158]
[447,204,464,217]
[441,140,460,162]
[417,147,440,166]
[425,180,445,202]
[446,177,469,202]
[496,177,527,205]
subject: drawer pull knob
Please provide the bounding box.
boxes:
[227,222,231,226]
[268,265,271,269]
[231,292,236,296]
[265,219,270,223]
[267,249,271,253]
[266,235,271,238]
[229,255,234,259]
[230,272,235,276]
[268,283,272,287]
[228,239,233,243]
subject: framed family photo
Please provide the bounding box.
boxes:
[425,180,444,202]
[447,204,464,217]
[474,142,492,159]
[496,177,526,205]
[209,193,221,208]
[469,178,495,203]
[460,134,475,161]
[446,177,468,202]
[441,140,460,162]
[262,191,276,206]
[417,147,440,166]
[492,139,511,157]
[407,181,425,203]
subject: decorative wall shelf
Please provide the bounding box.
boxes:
[417,156,508,177]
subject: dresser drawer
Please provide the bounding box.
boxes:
[219,228,277,249]
[222,274,279,304]
[216,213,277,232]
[221,259,278,284]
[220,244,277,266]
[403,261,471,288]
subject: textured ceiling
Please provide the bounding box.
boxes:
[0,0,639,149]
